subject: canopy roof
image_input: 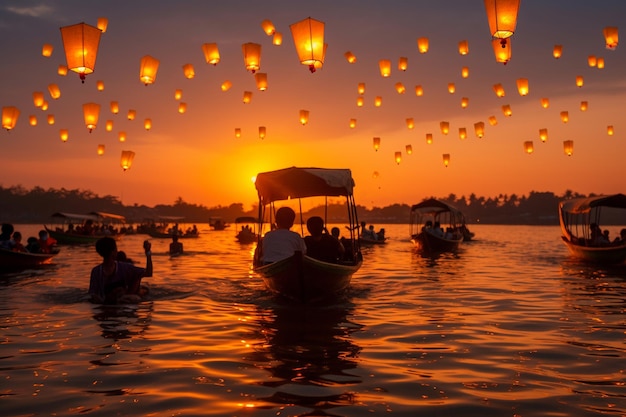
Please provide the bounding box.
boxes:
[88,211,126,222]
[255,167,355,204]
[410,198,463,216]
[559,193,626,214]
[51,212,101,222]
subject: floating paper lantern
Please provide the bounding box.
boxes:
[344,51,357,63]
[415,85,424,96]
[109,101,118,114]
[178,103,187,114]
[33,92,44,108]
[221,80,232,91]
[374,96,382,107]
[174,89,182,100]
[588,55,597,67]
[458,40,469,55]
[484,0,520,47]
[242,42,262,73]
[121,150,135,171]
[395,151,402,164]
[59,128,68,142]
[105,120,113,131]
[398,56,408,71]
[42,43,53,57]
[57,65,68,76]
[440,121,450,135]
[127,109,136,120]
[357,82,365,95]
[261,19,275,36]
[459,127,467,140]
[118,131,127,142]
[474,122,485,138]
[502,104,512,116]
[254,73,268,91]
[144,118,152,131]
[83,102,100,132]
[139,55,160,85]
[395,82,406,94]
[461,97,469,108]
[488,116,498,126]
[235,128,241,138]
[461,66,469,78]
[243,91,253,104]
[41,101,48,111]
[96,80,104,91]
[60,22,102,82]
[273,32,283,45]
[48,84,61,99]
[406,144,413,155]
[29,115,37,126]
[597,57,605,69]
[492,38,512,64]
[448,83,456,94]
[299,109,309,125]
[540,97,549,108]
[349,118,357,128]
[406,118,414,129]
[493,83,505,97]
[563,140,574,156]
[258,126,266,140]
[607,125,614,136]
[523,141,534,154]
[97,144,105,155]
[516,78,529,96]
[182,63,195,79]
[202,43,220,65]
[417,37,429,53]
[603,26,618,50]
[426,133,433,144]
[47,114,55,125]
[443,154,450,167]
[379,59,391,77]
[560,111,569,123]
[553,44,562,59]
[539,128,548,142]
[575,75,583,87]
[356,97,364,107]
[290,17,325,72]
[580,101,588,111]
[373,137,380,151]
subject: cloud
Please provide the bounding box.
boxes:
[5,4,53,18]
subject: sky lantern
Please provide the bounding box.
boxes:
[127,109,136,120]
[57,65,68,76]
[41,101,49,111]
[105,120,113,131]
[33,92,44,108]
[406,144,413,155]
[82,102,100,132]
[440,121,450,135]
[474,121,485,138]
[484,0,520,47]
[242,42,262,73]
[575,75,583,87]
[299,109,309,125]
[540,97,549,108]
[461,97,469,108]
[118,131,127,142]
[398,56,408,71]
[59,128,68,142]
[523,141,534,154]
[492,38,512,64]
[349,118,357,128]
[221,80,232,91]
[48,84,61,99]
[261,19,275,36]
[273,32,283,45]
[459,127,467,139]
[110,101,119,114]
[560,111,569,123]
[373,137,381,151]
[426,133,433,144]
[139,55,160,85]
[202,43,220,65]
[596,57,605,69]
[516,78,529,96]
[182,63,195,79]
[357,82,365,94]
[258,126,266,140]
[415,85,424,96]
[502,104,512,116]
[603,26,618,50]
[580,101,588,111]
[29,115,37,126]
[120,150,135,171]
[539,128,548,142]
[417,37,429,53]
[563,140,574,156]
[96,17,108,33]
[395,82,406,94]
[42,43,53,57]
[290,17,325,72]
[242,91,253,104]
[60,22,102,83]
[443,154,450,167]
[178,103,187,114]
[96,80,104,91]
[488,115,497,126]
[144,118,152,131]
[553,44,563,59]
[458,40,469,55]
[344,51,357,63]
[607,125,614,136]
[588,55,597,67]
[447,83,456,94]
[379,59,391,77]
[356,97,364,107]
[406,118,414,129]
[47,114,55,125]
[374,96,383,107]
[174,89,182,100]
[394,151,402,165]
[493,83,505,97]
[254,73,268,91]
[235,128,241,138]
[97,144,105,155]
[461,66,469,78]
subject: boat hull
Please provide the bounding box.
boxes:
[0,248,57,270]
[254,253,361,302]
[412,231,462,253]
[561,237,626,264]
[45,227,105,245]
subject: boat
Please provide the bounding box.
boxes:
[234,216,259,244]
[360,236,387,245]
[45,212,125,244]
[559,193,626,264]
[409,198,465,253]
[252,167,363,302]
[140,216,199,238]
[209,218,230,231]
[0,247,59,271]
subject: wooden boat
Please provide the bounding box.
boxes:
[409,199,465,253]
[234,216,259,244]
[559,193,626,264]
[45,212,125,244]
[209,218,230,231]
[360,236,387,245]
[0,247,59,270]
[140,216,199,239]
[253,167,363,302]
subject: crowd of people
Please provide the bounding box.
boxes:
[0,223,58,254]
[360,221,386,242]
[590,223,626,246]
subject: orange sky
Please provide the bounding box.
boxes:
[0,1,625,210]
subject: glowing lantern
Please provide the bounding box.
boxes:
[502,104,512,116]
[461,97,469,108]
[488,116,498,126]
[105,120,113,131]
[60,22,102,82]
[202,43,220,65]
[258,126,266,140]
[57,65,68,76]
[406,118,414,129]
[607,125,614,136]
[82,102,100,132]
[492,38,512,64]
[178,103,187,114]
[46,84,60,100]
[221,80,233,91]
[182,63,195,79]
[426,133,433,144]
[299,109,309,125]
[563,140,574,156]
[344,51,357,63]
[290,17,325,72]
[47,114,55,125]
[458,40,469,55]
[588,55,597,67]
[374,96,382,107]
[33,92,45,108]
[109,101,119,114]
[243,91,253,104]
[357,97,364,107]
[459,127,467,139]
[372,171,379,179]
[406,144,413,155]
[242,42,262,73]
[127,109,136,120]
[144,118,152,131]
[395,151,402,164]
[516,78,529,96]
[580,101,588,111]
[474,121,485,138]
[349,118,357,128]
[523,141,533,154]
[97,144,105,155]
[174,89,182,100]
[373,137,381,151]
[597,58,605,69]
[254,73,268,91]
[29,115,37,126]
[440,121,450,135]
[59,129,69,142]
[120,150,135,171]
[96,80,104,91]
[484,0,520,46]
[461,66,469,78]
[540,97,549,108]
[96,17,108,32]
[357,82,365,94]
[235,128,241,138]
[273,32,283,46]
[41,101,48,111]
[603,26,618,50]
[415,85,424,96]
[118,131,127,142]
[553,45,562,59]
[379,59,391,77]
[560,111,569,123]
[539,128,548,142]
[261,19,275,36]
[575,75,583,88]
[395,83,406,94]
[398,56,408,71]
[417,37,429,53]
[42,43,53,57]
[448,83,456,94]
[139,55,160,85]
[442,153,451,168]
[493,83,505,97]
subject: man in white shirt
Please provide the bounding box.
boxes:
[258,207,306,264]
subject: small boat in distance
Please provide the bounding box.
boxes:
[410,199,465,254]
[0,247,59,271]
[559,193,626,264]
[234,216,259,244]
[209,218,229,231]
[253,167,363,302]
[45,212,125,244]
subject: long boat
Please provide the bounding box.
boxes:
[253,167,363,302]
[409,198,466,254]
[0,247,59,271]
[559,193,626,264]
[45,212,125,244]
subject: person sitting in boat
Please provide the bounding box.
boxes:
[421,220,433,232]
[376,228,386,241]
[432,222,444,237]
[304,216,345,263]
[25,236,41,253]
[169,235,184,256]
[88,237,153,304]
[11,231,28,252]
[38,230,58,254]
[256,206,306,264]
[360,221,376,240]
[0,223,15,249]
